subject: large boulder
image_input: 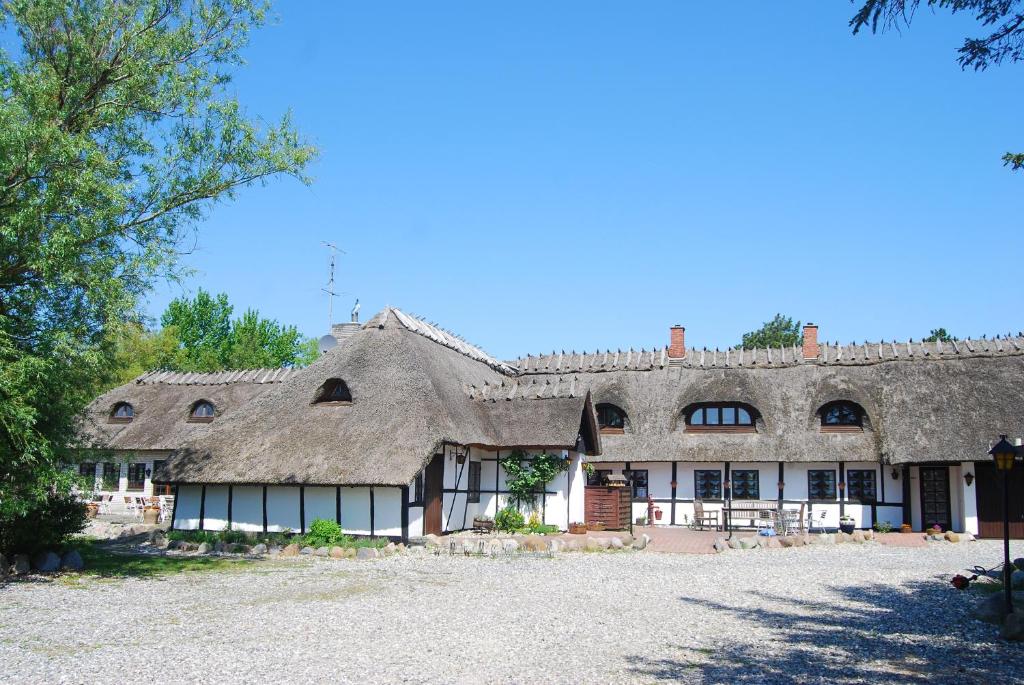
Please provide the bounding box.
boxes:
[502,539,520,553]
[1002,609,1024,641]
[631,536,647,551]
[585,538,603,552]
[32,551,61,572]
[1013,557,1024,571]
[973,591,1024,624]
[279,543,300,557]
[522,535,547,552]
[851,530,866,543]
[1011,570,1024,590]
[300,546,315,555]
[251,543,267,555]
[356,547,379,560]
[329,546,346,559]
[314,546,329,557]
[609,537,625,550]
[944,532,961,544]
[60,550,84,571]
[713,538,729,553]
[196,542,212,555]
[213,541,228,553]
[13,554,30,575]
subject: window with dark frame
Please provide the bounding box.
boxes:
[808,470,838,500]
[695,470,723,499]
[820,401,863,430]
[686,403,756,431]
[587,469,612,486]
[78,462,96,480]
[109,402,134,423]
[314,379,352,404]
[731,470,760,500]
[151,459,170,495]
[846,469,877,502]
[627,469,648,499]
[126,463,147,491]
[102,462,120,490]
[467,461,481,503]
[413,471,424,504]
[189,400,215,422]
[596,403,627,434]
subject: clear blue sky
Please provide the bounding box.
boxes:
[145,1,1024,359]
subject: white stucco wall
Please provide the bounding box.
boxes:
[374,487,403,537]
[408,505,424,538]
[961,461,980,535]
[231,486,263,532]
[203,485,229,531]
[266,487,301,533]
[174,485,202,530]
[304,486,336,531]
[340,487,372,535]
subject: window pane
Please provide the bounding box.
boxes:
[127,463,146,491]
[102,463,120,490]
[722,407,736,424]
[808,470,837,500]
[690,408,704,425]
[847,470,876,502]
[706,407,720,425]
[737,408,752,425]
[732,470,760,499]
[628,470,648,499]
[468,461,481,503]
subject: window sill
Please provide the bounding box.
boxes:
[313,401,353,407]
[599,427,625,435]
[187,416,214,423]
[108,418,133,424]
[821,425,863,434]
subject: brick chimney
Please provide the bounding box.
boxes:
[669,325,686,358]
[802,322,819,360]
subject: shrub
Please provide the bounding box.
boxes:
[874,521,893,534]
[304,518,345,548]
[0,493,87,556]
[495,506,525,532]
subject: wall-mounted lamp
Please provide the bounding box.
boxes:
[963,472,975,487]
[891,467,900,480]
[145,467,152,478]
[838,481,846,491]
[777,481,785,490]
[454,446,467,465]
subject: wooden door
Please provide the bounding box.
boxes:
[919,466,951,531]
[423,454,444,536]
[975,462,1024,539]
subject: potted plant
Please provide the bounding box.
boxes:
[568,521,587,535]
[472,514,494,531]
[635,516,647,526]
[85,501,99,519]
[839,514,856,535]
[143,505,161,525]
[900,523,913,534]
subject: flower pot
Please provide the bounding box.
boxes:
[900,523,913,534]
[839,522,855,535]
[143,506,160,525]
[586,521,606,532]
[654,509,663,521]
[85,503,99,519]
[568,523,587,535]
[472,518,494,531]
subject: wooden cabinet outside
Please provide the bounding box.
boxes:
[584,486,631,530]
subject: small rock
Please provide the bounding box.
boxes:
[300,546,314,555]
[60,550,84,571]
[329,546,345,559]
[713,538,729,553]
[962,532,976,542]
[502,540,520,553]
[643,533,652,547]
[32,551,61,572]
[851,530,866,543]
[487,541,504,556]
[609,537,624,549]
[522,535,547,552]
[738,537,758,550]
[616,533,634,546]
[631,536,647,551]
[196,542,212,555]
[251,543,267,555]
[836,532,852,544]
[356,547,379,560]
[727,538,742,550]
[585,538,602,552]
[778,536,795,548]
[944,532,961,544]
[280,544,300,557]
[13,554,30,575]
[385,542,397,554]
[314,546,329,557]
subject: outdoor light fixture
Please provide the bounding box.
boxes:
[891,467,900,480]
[987,434,1017,614]
[777,481,785,489]
[145,467,151,478]
[963,472,974,487]
[454,446,467,465]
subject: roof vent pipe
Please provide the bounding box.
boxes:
[803,323,819,361]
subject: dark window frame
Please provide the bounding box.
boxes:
[695,469,723,500]
[820,401,864,432]
[685,403,757,432]
[596,403,627,434]
[78,462,96,481]
[313,379,353,406]
[731,469,760,500]
[587,469,612,486]
[846,469,877,503]
[412,471,424,505]
[808,469,838,501]
[188,400,216,423]
[102,462,120,490]
[626,469,649,500]
[467,461,481,503]
[126,462,147,491]
[109,402,134,424]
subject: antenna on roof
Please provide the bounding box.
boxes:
[321,241,346,328]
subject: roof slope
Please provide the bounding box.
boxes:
[154,309,596,486]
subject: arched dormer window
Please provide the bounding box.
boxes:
[313,378,352,405]
[109,402,135,424]
[596,403,628,435]
[684,402,758,433]
[188,400,216,423]
[819,400,864,432]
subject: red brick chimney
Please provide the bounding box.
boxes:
[669,325,686,358]
[802,323,819,360]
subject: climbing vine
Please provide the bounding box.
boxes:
[499,450,569,508]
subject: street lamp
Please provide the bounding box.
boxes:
[988,434,1018,615]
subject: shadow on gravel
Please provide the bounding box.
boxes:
[625,578,1024,684]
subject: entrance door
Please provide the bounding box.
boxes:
[975,462,1024,539]
[423,454,444,536]
[919,466,951,531]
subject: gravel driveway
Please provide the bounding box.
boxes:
[2,540,1023,684]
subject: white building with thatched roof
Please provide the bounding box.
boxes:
[81,310,1024,540]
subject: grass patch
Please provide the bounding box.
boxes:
[74,540,252,578]
[969,579,1005,595]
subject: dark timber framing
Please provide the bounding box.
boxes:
[198,484,207,530]
[170,484,179,529]
[400,485,410,541]
[299,486,306,534]
[670,462,678,525]
[369,487,376,537]
[262,486,268,533]
[227,485,233,530]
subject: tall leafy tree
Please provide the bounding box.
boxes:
[923,327,956,342]
[0,0,314,554]
[851,0,1024,169]
[740,314,803,349]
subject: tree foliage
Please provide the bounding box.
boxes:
[740,314,803,349]
[0,0,314,554]
[850,0,1024,169]
[922,327,956,342]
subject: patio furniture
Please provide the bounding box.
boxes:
[755,510,775,533]
[96,494,112,515]
[806,509,828,533]
[692,499,720,531]
[158,495,175,523]
[777,507,803,536]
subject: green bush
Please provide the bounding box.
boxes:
[303,518,344,547]
[0,493,87,556]
[873,521,894,534]
[495,506,525,532]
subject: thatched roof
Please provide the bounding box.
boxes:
[520,353,1024,465]
[79,369,294,452]
[96,308,598,486]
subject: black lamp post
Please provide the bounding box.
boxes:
[988,434,1017,615]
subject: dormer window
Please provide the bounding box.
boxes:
[188,400,216,423]
[819,401,865,432]
[109,402,134,424]
[684,403,758,433]
[596,403,628,434]
[313,378,352,405]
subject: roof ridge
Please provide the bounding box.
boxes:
[389,307,516,374]
[135,367,296,386]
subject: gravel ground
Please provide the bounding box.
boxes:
[2,540,1023,684]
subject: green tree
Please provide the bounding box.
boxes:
[227,308,317,369]
[0,0,314,555]
[740,314,803,349]
[106,321,182,388]
[851,1,1024,169]
[922,327,956,342]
